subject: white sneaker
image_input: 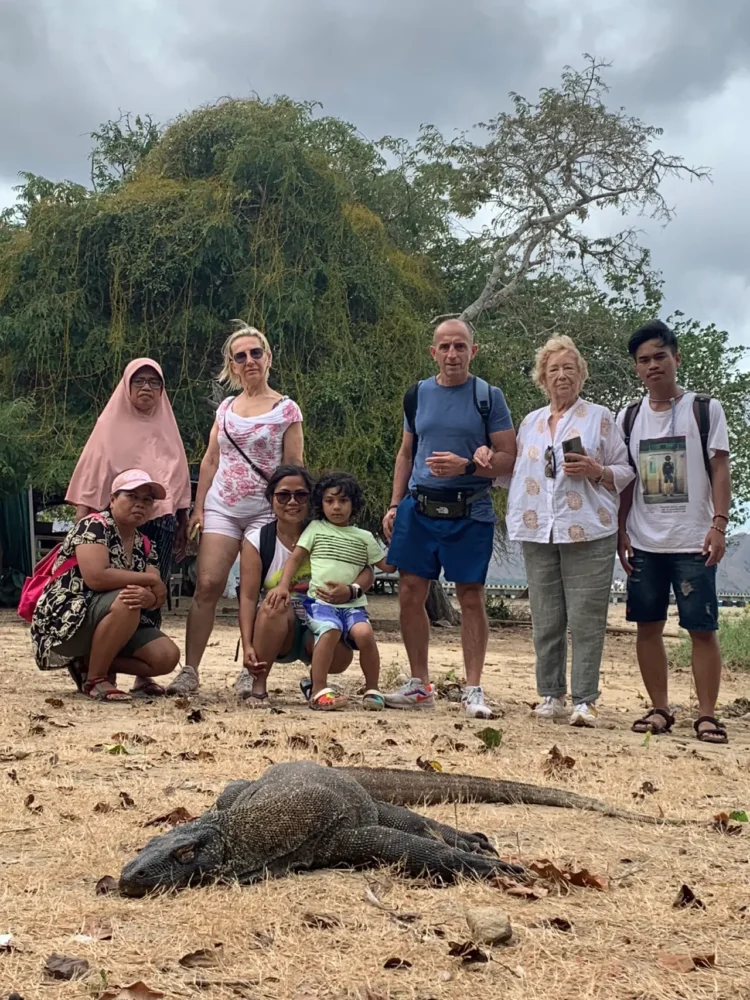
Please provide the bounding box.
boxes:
[234,668,255,699]
[462,685,493,719]
[383,677,435,710]
[532,696,569,720]
[570,702,599,728]
[165,664,199,696]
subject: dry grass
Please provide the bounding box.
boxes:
[1,605,749,999]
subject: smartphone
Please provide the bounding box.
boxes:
[562,436,584,456]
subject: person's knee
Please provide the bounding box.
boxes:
[110,595,141,622]
[258,599,290,622]
[399,574,429,608]
[456,584,485,613]
[351,626,376,649]
[194,571,227,602]
[144,638,181,674]
[688,629,718,648]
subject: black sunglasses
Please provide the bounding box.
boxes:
[274,489,310,505]
[233,348,265,364]
[544,445,557,479]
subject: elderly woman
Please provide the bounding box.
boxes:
[31,470,181,701]
[236,465,374,705]
[66,358,192,630]
[169,322,304,696]
[504,336,634,727]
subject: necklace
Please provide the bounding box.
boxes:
[648,389,685,408]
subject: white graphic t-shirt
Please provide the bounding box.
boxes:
[616,393,729,553]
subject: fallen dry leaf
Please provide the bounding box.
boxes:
[177,750,215,762]
[249,930,274,949]
[673,884,705,910]
[179,946,222,969]
[111,732,155,746]
[383,957,412,970]
[144,807,195,828]
[712,812,743,835]
[45,698,64,708]
[44,952,90,980]
[119,791,136,809]
[24,793,42,815]
[416,756,442,772]
[532,917,574,933]
[475,726,502,750]
[99,982,165,1000]
[302,912,342,930]
[543,745,575,776]
[93,801,113,814]
[494,876,549,900]
[73,916,113,942]
[186,709,203,723]
[658,951,716,972]
[95,875,119,896]
[448,941,490,965]
[288,734,311,750]
[528,859,609,892]
[0,932,15,952]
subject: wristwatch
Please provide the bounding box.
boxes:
[465,460,477,476]
[350,583,363,599]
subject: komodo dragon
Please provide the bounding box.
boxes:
[119,762,690,897]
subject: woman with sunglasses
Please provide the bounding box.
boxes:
[235,466,375,704]
[504,336,633,728]
[65,358,192,642]
[169,322,304,695]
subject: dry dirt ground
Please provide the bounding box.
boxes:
[1,600,749,1000]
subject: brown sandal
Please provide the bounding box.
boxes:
[694,716,728,744]
[131,681,166,698]
[83,677,131,702]
[631,708,675,734]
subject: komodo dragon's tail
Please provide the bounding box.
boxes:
[342,767,692,826]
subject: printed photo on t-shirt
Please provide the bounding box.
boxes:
[638,436,688,506]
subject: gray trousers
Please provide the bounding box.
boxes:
[522,533,616,705]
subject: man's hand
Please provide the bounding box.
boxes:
[426,451,470,477]
[266,586,290,610]
[243,645,268,673]
[473,445,494,470]
[618,530,634,576]
[703,527,726,567]
[382,507,397,542]
[317,581,353,604]
[562,450,601,481]
[120,585,156,609]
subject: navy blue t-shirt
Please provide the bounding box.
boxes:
[405,376,513,522]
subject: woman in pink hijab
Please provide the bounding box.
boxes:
[66,359,192,632]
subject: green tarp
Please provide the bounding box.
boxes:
[0,490,32,606]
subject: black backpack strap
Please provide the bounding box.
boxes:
[404,381,421,460]
[692,394,713,482]
[622,398,643,471]
[472,376,493,446]
[258,521,278,586]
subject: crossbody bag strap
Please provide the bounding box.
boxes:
[222,409,270,483]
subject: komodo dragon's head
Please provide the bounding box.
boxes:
[119,816,230,897]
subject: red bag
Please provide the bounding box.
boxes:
[17,516,150,623]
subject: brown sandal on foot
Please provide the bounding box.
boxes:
[631,708,675,734]
[694,716,728,744]
[83,677,131,702]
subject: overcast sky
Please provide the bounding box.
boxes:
[2,0,750,353]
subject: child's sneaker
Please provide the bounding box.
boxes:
[570,702,599,728]
[532,696,569,720]
[383,677,435,710]
[362,689,385,711]
[462,685,493,719]
[310,688,348,711]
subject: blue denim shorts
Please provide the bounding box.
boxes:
[626,549,718,632]
[303,599,370,646]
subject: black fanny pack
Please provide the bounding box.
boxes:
[412,485,490,520]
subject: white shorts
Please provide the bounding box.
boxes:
[202,507,273,541]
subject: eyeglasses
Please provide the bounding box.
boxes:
[233,348,265,364]
[544,446,557,479]
[119,491,155,506]
[131,377,163,389]
[273,489,310,505]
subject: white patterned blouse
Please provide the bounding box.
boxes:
[506,398,635,545]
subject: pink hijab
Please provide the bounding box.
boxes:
[66,358,192,519]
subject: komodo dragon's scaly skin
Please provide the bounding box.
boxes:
[119,763,688,897]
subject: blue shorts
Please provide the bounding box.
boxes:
[626,549,718,632]
[303,599,370,646]
[388,496,494,584]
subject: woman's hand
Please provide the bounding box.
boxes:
[266,586,290,610]
[146,577,167,607]
[316,581,353,604]
[562,450,602,481]
[120,585,156,609]
[243,644,268,673]
[473,445,494,470]
[187,509,203,545]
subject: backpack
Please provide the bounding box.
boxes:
[18,516,150,623]
[403,376,493,460]
[235,519,311,597]
[621,393,713,483]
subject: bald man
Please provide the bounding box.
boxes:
[382,320,516,718]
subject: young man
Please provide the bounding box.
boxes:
[617,320,731,744]
[382,319,516,718]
